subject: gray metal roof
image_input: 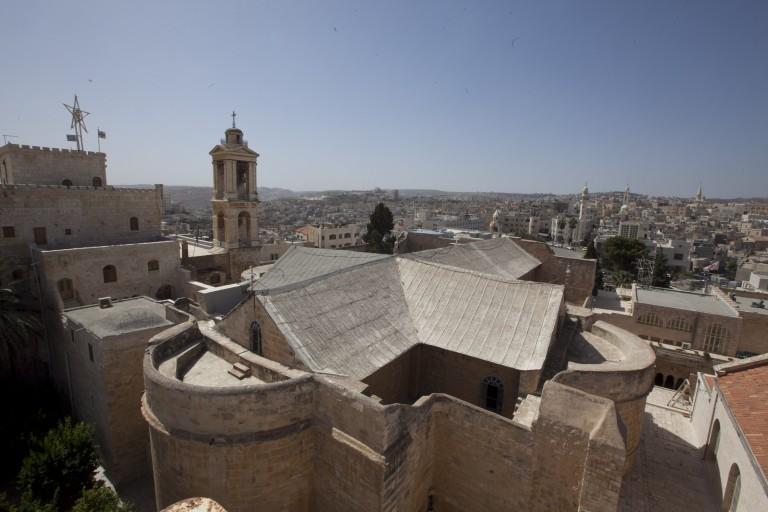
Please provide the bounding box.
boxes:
[255,246,563,378]
[64,297,173,338]
[402,237,541,280]
[252,245,390,292]
[398,258,563,371]
[635,288,738,318]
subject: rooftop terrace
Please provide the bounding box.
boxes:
[64,297,174,338]
[635,287,738,317]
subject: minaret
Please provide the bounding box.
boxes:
[210,112,260,249]
[696,184,704,203]
[579,183,589,219]
[623,184,630,206]
[577,183,591,242]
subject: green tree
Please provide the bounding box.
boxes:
[0,493,56,512]
[611,270,634,288]
[363,202,395,254]
[652,252,671,288]
[0,286,42,364]
[72,486,134,512]
[603,237,648,275]
[17,418,100,509]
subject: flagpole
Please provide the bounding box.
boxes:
[97,127,101,152]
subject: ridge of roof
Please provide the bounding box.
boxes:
[715,352,768,375]
[396,256,561,290]
[251,246,391,294]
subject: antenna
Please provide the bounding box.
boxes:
[63,94,90,151]
[2,134,19,144]
[637,256,655,288]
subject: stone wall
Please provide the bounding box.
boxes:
[363,344,523,419]
[38,240,182,307]
[630,301,742,356]
[60,305,185,483]
[143,323,633,512]
[216,294,304,369]
[514,238,597,305]
[0,144,106,186]
[0,184,163,250]
[737,311,768,355]
[551,321,656,471]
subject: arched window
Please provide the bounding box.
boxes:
[61,179,73,187]
[217,212,225,230]
[666,317,692,332]
[147,260,159,272]
[654,373,664,386]
[92,176,102,187]
[103,265,117,283]
[722,464,741,511]
[708,419,721,460]
[57,278,74,300]
[638,311,663,327]
[703,324,729,354]
[250,320,262,355]
[482,376,504,413]
[664,375,675,389]
[129,217,139,231]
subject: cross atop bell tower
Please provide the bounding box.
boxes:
[210,115,260,249]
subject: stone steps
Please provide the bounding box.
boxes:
[227,361,252,380]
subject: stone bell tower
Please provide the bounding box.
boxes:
[210,113,259,249]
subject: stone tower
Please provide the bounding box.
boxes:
[576,183,593,243]
[210,118,259,249]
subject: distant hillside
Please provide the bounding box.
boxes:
[133,186,300,210]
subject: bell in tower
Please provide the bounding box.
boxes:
[209,112,260,249]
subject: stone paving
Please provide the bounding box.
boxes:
[619,387,721,511]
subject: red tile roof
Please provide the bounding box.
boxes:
[718,361,768,480]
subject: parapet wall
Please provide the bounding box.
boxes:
[553,320,656,471]
[0,144,106,186]
[143,322,629,512]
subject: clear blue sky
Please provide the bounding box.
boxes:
[2,0,767,197]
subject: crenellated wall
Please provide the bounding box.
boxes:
[0,144,106,186]
[143,322,637,512]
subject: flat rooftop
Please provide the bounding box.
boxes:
[730,294,768,316]
[64,297,174,338]
[635,287,738,318]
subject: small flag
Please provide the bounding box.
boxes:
[66,134,77,142]
[98,130,106,139]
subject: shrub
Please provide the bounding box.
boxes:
[17,418,99,508]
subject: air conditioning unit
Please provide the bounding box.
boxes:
[681,342,691,350]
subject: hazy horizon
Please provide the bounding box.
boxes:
[3,1,767,197]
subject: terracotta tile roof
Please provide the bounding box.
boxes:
[717,361,768,480]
